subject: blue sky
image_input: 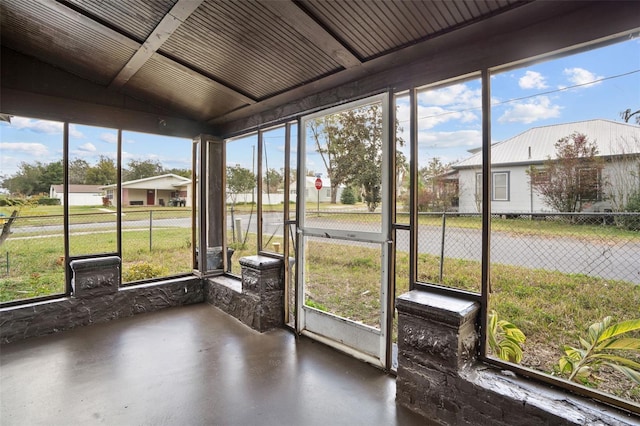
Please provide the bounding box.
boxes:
[1,36,638,182]
[0,121,192,179]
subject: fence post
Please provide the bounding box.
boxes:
[149,210,153,252]
[235,218,243,243]
[439,213,446,282]
[231,205,236,243]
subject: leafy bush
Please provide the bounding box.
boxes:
[0,198,25,207]
[627,190,640,212]
[122,262,168,282]
[488,310,526,363]
[557,316,640,386]
[35,197,61,206]
[340,186,356,205]
[616,190,640,230]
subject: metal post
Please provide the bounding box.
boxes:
[439,213,446,282]
[231,205,236,243]
[149,210,153,252]
[317,189,320,216]
[235,218,243,243]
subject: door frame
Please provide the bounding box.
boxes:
[295,92,392,368]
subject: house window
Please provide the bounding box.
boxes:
[492,172,509,201]
[577,167,600,201]
[475,172,509,201]
[475,172,483,200]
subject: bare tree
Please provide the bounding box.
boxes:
[529,132,604,212]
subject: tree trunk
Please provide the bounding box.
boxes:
[0,210,18,247]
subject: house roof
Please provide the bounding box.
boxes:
[101,173,191,189]
[452,119,640,169]
[51,184,103,194]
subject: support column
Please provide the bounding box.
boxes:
[195,135,225,272]
[395,290,479,422]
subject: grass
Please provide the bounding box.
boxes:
[0,226,192,302]
[2,207,638,401]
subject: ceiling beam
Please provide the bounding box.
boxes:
[261,0,361,69]
[109,0,204,89]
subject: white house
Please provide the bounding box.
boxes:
[227,176,343,205]
[452,119,640,214]
[101,174,192,207]
[49,184,104,206]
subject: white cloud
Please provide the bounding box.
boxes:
[69,125,84,138]
[419,130,481,149]
[9,117,62,134]
[498,96,562,124]
[418,84,481,108]
[562,67,603,88]
[77,143,96,153]
[0,142,49,156]
[519,71,548,89]
[100,133,118,144]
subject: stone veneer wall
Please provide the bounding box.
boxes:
[204,255,284,332]
[0,256,203,344]
[395,290,638,425]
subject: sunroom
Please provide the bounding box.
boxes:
[1,1,639,424]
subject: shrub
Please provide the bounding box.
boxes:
[0,198,25,207]
[35,197,61,206]
[340,186,356,205]
[123,262,168,282]
[619,190,640,231]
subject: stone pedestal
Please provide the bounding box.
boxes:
[395,290,479,422]
[239,255,284,332]
[205,255,284,333]
[70,256,120,298]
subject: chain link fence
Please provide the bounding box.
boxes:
[393,212,640,290]
[0,209,193,302]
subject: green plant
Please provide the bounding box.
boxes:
[305,298,328,312]
[488,310,526,363]
[123,262,168,282]
[558,316,640,385]
[340,186,356,205]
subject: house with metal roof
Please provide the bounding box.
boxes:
[452,119,640,213]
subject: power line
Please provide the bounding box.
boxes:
[398,68,640,124]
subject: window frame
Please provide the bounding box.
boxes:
[492,171,510,202]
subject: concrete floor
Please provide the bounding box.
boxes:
[0,304,427,426]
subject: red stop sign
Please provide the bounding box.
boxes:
[314,178,323,190]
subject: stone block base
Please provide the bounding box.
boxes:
[204,255,284,332]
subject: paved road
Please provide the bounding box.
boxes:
[10,211,640,284]
[285,213,640,284]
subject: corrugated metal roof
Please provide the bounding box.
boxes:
[124,54,248,122]
[453,119,640,168]
[0,0,558,128]
[65,0,177,41]
[0,0,137,86]
[160,0,342,99]
[301,0,520,60]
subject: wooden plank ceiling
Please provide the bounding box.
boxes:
[0,0,526,130]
